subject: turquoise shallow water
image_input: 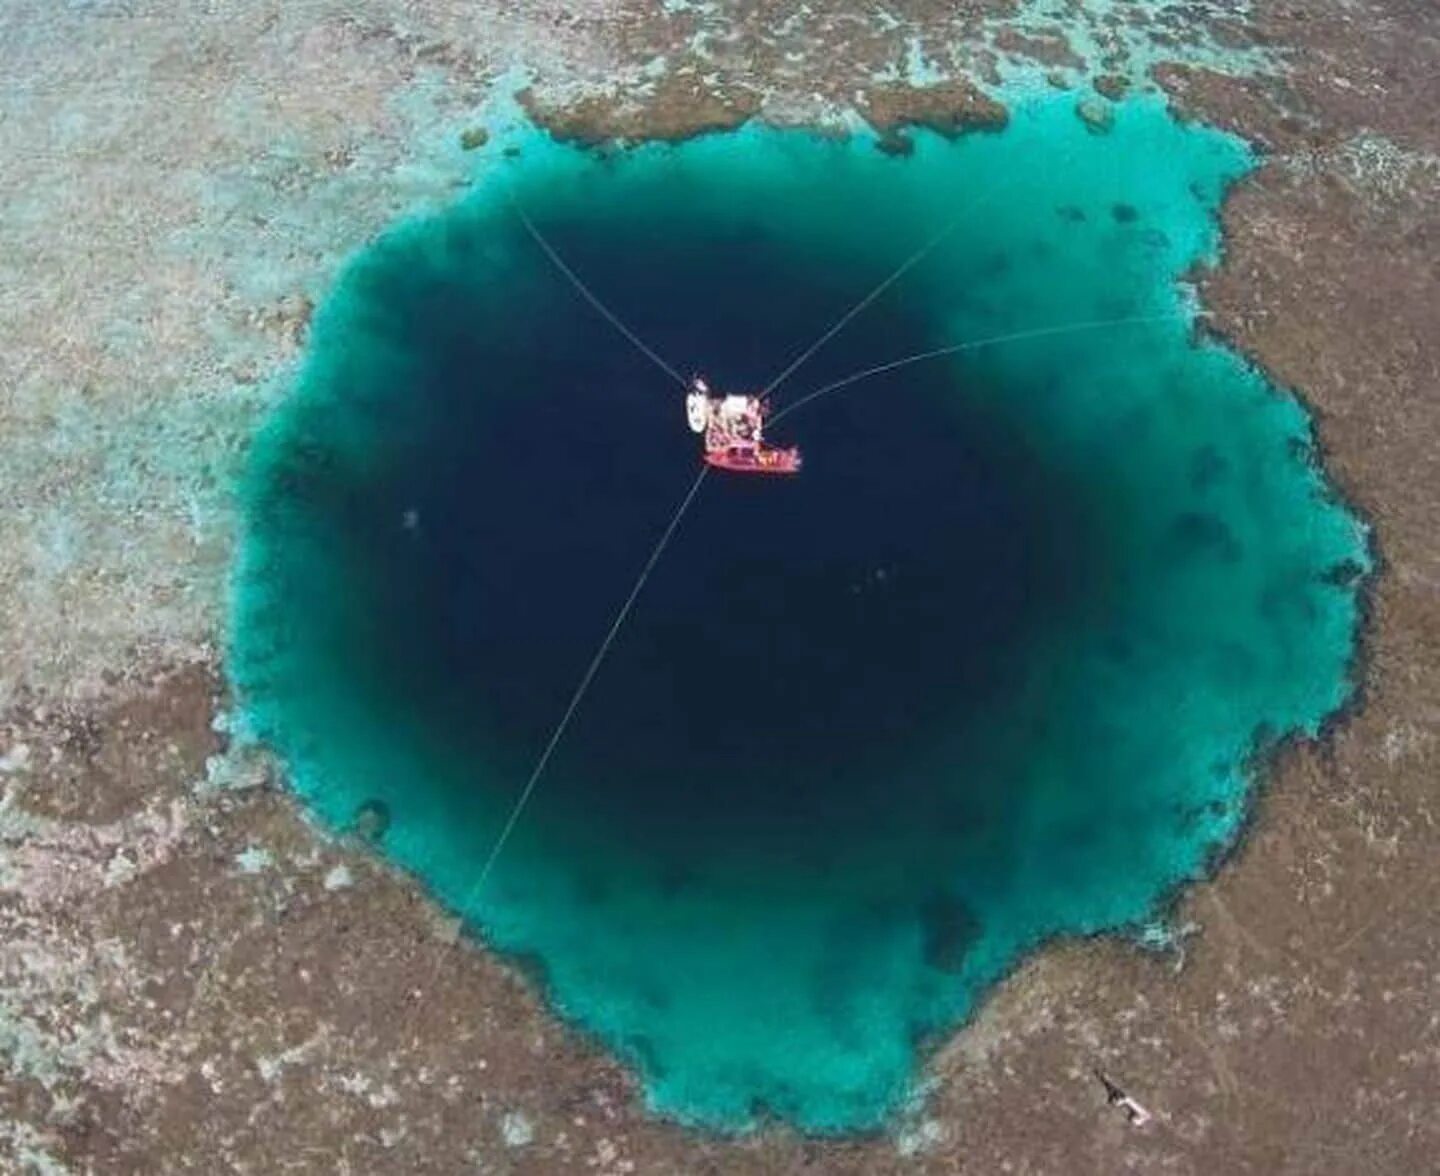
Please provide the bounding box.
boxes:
[231,96,1368,1130]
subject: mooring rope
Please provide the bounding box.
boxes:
[453,464,709,911]
[511,197,692,391]
[441,314,1184,929]
[408,468,707,1018]
[761,218,964,398]
[771,313,1196,425]
[421,166,1186,973]
[758,148,1076,400]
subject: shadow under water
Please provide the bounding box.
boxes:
[230,97,1369,1130]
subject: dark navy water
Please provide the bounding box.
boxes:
[231,99,1368,1129]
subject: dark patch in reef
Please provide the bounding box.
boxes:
[231,100,1368,1130]
[920,893,983,974]
[350,799,391,844]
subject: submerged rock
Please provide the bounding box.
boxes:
[1095,74,1129,101]
[1077,95,1116,134]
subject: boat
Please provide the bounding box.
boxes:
[703,444,803,474]
[685,376,803,476]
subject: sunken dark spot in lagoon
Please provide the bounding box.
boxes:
[231,99,1368,1130]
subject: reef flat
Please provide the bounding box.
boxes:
[3,1,1437,1170]
[231,98,1366,1129]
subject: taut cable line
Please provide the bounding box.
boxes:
[772,313,1196,425]
[511,195,691,390]
[759,146,1080,400]
[440,465,709,929]
[418,167,1179,973]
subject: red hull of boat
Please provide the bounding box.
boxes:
[704,446,803,475]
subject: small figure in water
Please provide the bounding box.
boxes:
[685,376,802,475]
